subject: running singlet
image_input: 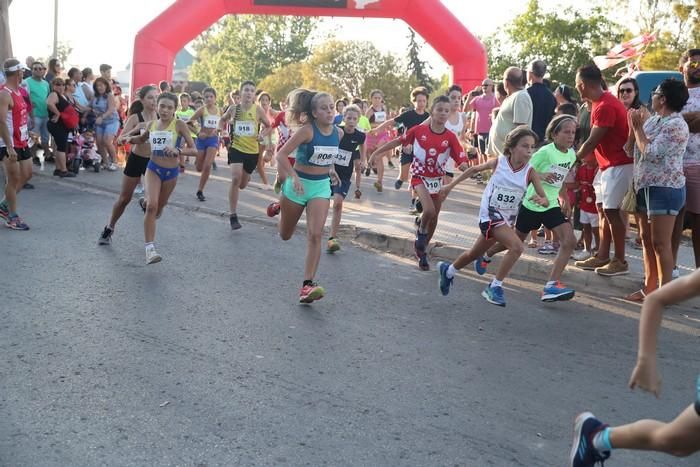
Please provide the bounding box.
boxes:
[479,155,532,225]
[335,129,366,179]
[369,107,387,124]
[201,109,220,130]
[444,112,466,172]
[176,108,195,121]
[0,87,29,149]
[272,112,292,154]
[294,122,339,167]
[402,125,466,179]
[231,104,259,154]
[149,119,181,158]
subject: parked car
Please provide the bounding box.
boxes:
[630,70,684,105]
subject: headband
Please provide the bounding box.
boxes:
[551,115,577,134]
[3,63,23,73]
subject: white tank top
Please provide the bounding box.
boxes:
[444,113,465,173]
[479,154,532,225]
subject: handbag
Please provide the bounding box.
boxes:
[60,104,80,130]
[621,181,637,212]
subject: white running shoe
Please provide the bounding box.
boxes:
[146,246,162,264]
[134,184,144,196]
[572,250,592,261]
[672,267,680,279]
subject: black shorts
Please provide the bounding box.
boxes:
[515,205,568,234]
[228,147,259,174]
[400,151,412,166]
[0,146,31,162]
[123,153,149,178]
[479,219,506,240]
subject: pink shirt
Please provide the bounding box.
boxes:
[472,94,498,134]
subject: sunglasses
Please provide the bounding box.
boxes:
[618,88,635,94]
[33,67,45,71]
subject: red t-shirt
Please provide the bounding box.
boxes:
[590,92,631,171]
[576,164,598,213]
[402,125,466,178]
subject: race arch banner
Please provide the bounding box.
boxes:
[131,0,486,93]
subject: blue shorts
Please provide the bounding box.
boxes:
[282,171,331,207]
[332,178,352,198]
[95,119,120,137]
[147,159,179,182]
[636,186,685,216]
[196,136,219,151]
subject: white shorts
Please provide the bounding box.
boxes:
[600,164,633,210]
[579,209,599,227]
[593,170,602,204]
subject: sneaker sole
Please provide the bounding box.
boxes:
[98,239,111,246]
[575,263,608,271]
[541,290,575,302]
[147,256,162,265]
[595,269,629,277]
[570,412,595,466]
[299,289,325,304]
[481,290,505,307]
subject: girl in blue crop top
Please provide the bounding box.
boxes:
[271,89,343,304]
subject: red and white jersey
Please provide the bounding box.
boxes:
[273,112,292,153]
[402,125,466,178]
[0,86,29,149]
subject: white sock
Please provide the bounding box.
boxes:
[490,279,503,288]
[446,264,456,279]
[545,280,557,288]
[145,242,155,250]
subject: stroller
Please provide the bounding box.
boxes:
[66,130,102,174]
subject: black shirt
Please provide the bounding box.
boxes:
[335,129,366,179]
[394,109,429,131]
[526,82,557,142]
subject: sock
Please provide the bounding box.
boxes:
[145,242,154,250]
[303,279,313,287]
[592,427,613,452]
[490,279,503,288]
[446,264,456,279]
[545,280,558,288]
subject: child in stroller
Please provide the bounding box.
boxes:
[67,130,102,173]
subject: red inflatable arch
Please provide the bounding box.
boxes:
[131,0,487,94]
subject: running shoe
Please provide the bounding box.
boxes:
[387,160,395,169]
[327,238,340,253]
[418,252,430,271]
[474,256,489,275]
[98,226,113,245]
[299,283,325,303]
[364,167,371,177]
[574,256,610,271]
[106,163,118,172]
[538,242,557,255]
[438,261,453,296]
[541,282,575,302]
[134,184,144,196]
[570,412,610,467]
[196,191,206,202]
[139,198,147,213]
[6,215,29,230]
[415,232,429,271]
[273,178,282,194]
[230,214,242,230]
[53,168,61,176]
[0,204,9,222]
[595,258,629,276]
[481,284,506,307]
[373,181,383,193]
[394,179,403,190]
[59,171,76,178]
[572,250,592,262]
[22,183,35,189]
[672,267,680,280]
[145,246,162,264]
[266,202,281,218]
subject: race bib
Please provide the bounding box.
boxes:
[203,115,220,129]
[308,145,338,166]
[422,177,442,194]
[374,111,387,123]
[19,124,28,142]
[150,130,173,154]
[547,164,571,188]
[490,186,523,211]
[235,120,255,137]
[335,149,353,167]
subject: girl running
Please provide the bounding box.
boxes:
[256,92,278,186]
[99,85,158,245]
[327,104,366,253]
[272,89,342,303]
[437,126,548,306]
[365,90,390,192]
[221,81,270,230]
[188,87,220,202]
[443,85,469,184]
[120,92,197,264]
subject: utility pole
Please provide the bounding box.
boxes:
[52,0,58,58]
[0,0,13,62]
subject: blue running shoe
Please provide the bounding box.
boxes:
[570,412,610,467]
[542,281,575,302]
[438,261,453,295]
[481,284,506,307]
[0,203,8,222]
[474,256,489,275]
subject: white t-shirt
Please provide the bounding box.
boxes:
[487,89,533,156]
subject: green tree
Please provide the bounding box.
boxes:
[406,28,433,91]
[258,62,305,104]
[190,15,316,96]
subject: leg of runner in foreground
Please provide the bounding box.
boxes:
[570,267,700,467]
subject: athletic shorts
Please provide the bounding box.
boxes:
[196,136,219,151]
[332,178,352,198]
[579,209,599,227]
[123,152,149,178]
[593,170,603,205]
[400,151,412,166]
[479,219,507,240]
[636,186,686,216]
[228,147,258,174]
[0,146,31,162]
[410,176,440,199]
[147,159,179,182]
[684,165,700,214]
[600,164,633,209]
[515,205,568,234]
[477,133,489,155]
[282,172,331,207]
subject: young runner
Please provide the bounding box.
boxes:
[372,95,467,271]
[188,87,220,202]
[364,90,390,192]
[479,115,580,302]
[443,85,469,184]
[99,85,158,245]
[0,58,31,230]
[327,104,366,253]
[120,92,196,263]
[176,92,196,166]
[271,89,342,303]
[570,268,700,466]
[257,92,278,186]
[437,126,548,306]
[221,81,270,230]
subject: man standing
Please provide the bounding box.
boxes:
[526,59,557,143]
[100,63,117,85]
[22,61,51,161]
[465,78,498,159]
[22,56,34,80]
[487,67,533,157]
[574,64,632,276]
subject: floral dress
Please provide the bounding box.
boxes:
[633,112,688,190]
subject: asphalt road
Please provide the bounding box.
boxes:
[1,177,699,466]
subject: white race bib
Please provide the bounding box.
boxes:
[150,130,173,153]
[335,149,353,167]
[422,177,442,194]
[19,124,28,142]
[547,164,571,188]
[235,120,255,137]
[490,186,523,211]
[308,145,338,166]
[203,115,220,129]
[374,111,387,123]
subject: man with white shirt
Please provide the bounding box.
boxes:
[487,67,533,157]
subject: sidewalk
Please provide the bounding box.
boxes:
[28,152,697,295]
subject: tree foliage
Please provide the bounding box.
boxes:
[406,28,433,91]
[258,62,305,104]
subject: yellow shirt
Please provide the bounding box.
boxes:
[231,104,259,154]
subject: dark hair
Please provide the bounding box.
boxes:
[577,64,603,84]
[287,88,331,124]
[410,86,429,101]
[528,60,547,78]
[240,80,255,90]
[202,87,217,97]
[679,48,700,67]
[93,77,112,97]
[351,97,362,105]
[158,80,171,92]
[81,67,93,81]
[257,91,271,104]
[447,85,462,95]
[556,102,578,117]
[157,92,179,107]
[556,84,576,105]
[335,99,345,111]
[496,82,507,97]
[545,114,577,142]
[503,126,538,156]
[51,77,65,87]
[99,64,112,72]
[616,77,642,109]
[656,79,689,113]
[128,85,157,116]
[48,58,61,74]
[430,95,451,110]
[67,67,81,81]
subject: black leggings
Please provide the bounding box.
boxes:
[47,120,70,152]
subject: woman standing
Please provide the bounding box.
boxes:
[45,58,62,83]
[617,77,642,110]
[188,87,220,201]
[45,77,76,178]
[624,80,689,302]
[90,77,119,171]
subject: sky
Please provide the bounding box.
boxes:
[9,0,563,77]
